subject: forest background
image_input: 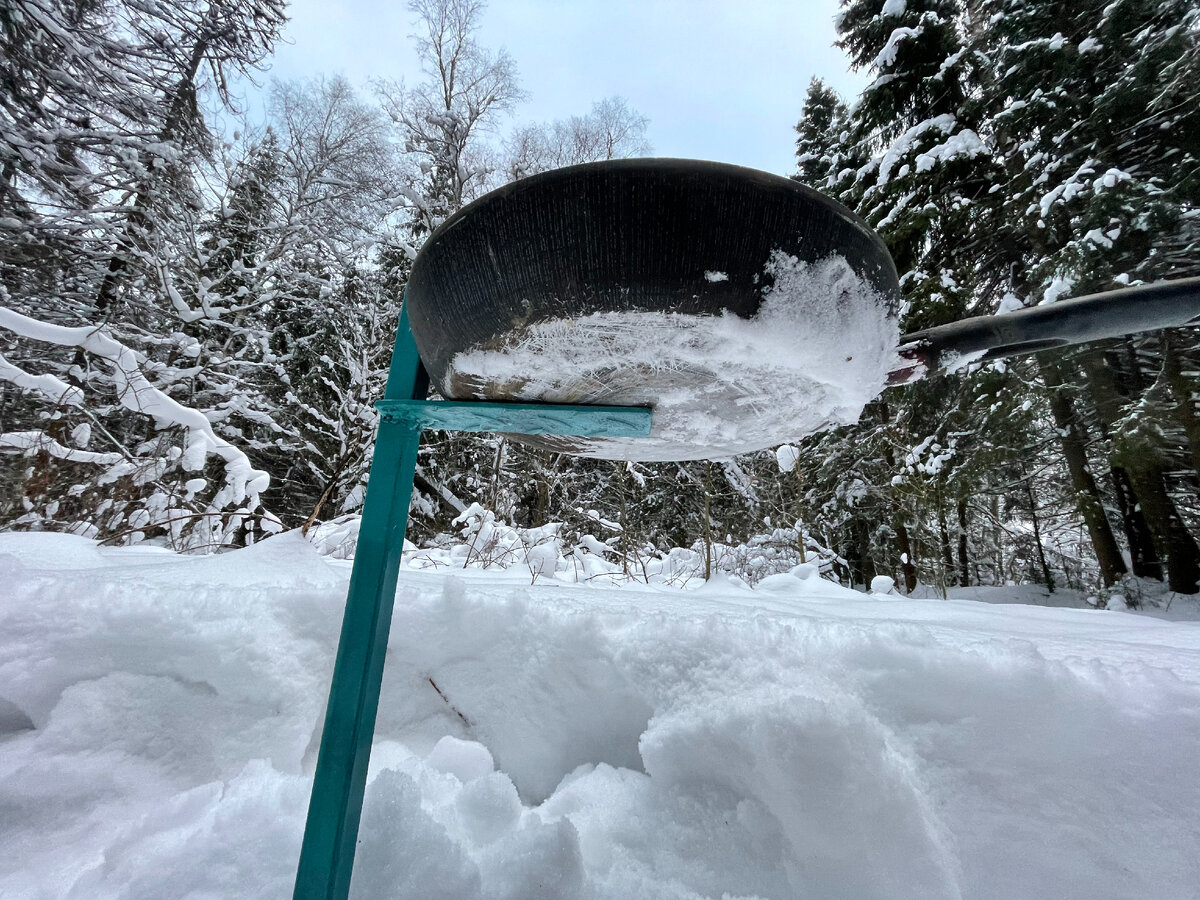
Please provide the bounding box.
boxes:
[2,0,1199,602]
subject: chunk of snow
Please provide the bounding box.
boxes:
[1042,275,1076,305]
[940,348,988,374]
[790,562,819,580]
[995,292,1026,315]
[703,270,729,282]
[1094,167,1132,191]
[775,444,801,473]
[1037,162,1096,217]
[426,736,495,782]
[525,541,560,578]
[870,574,897,595]
[881,0,906,17]
[875,26,924,69]
[914,129,986,174]
[870,114,957,186]
[757,572,801,591]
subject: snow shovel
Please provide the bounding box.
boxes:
[295,159,1200,900]
[404,158,1200,461]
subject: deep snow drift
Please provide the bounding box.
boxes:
[2,531,1200,899]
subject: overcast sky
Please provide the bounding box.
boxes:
[254,0,866,177]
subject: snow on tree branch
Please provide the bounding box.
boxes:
[0,431,124,466]
[0,306,269,506]
[0,351,84,406]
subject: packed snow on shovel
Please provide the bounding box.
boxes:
[3,530,1200,900]
[447,252,900,461]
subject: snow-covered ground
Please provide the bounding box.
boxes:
[3,531,1200,900]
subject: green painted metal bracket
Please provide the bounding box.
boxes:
[375,398,651,437]
[293,298,651,900]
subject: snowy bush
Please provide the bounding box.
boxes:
[305,508,856,590]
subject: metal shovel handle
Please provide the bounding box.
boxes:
[890,276,1200,384]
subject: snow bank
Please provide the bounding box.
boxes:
[447,253,899,461]
[3,532,1200,899]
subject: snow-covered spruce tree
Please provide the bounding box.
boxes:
[1,0,287,546]
[832,0,1002,322]
[192,130,285,316]
[979,0,1200,592]
[794,0,1200,594]
[789,0,1028,590]
[793,78,853,189]
[246,77,406,528]
[261,264,398,530]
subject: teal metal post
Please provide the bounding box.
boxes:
[293,299,650,900]
[294,304,427,900]
[294,416,420,900]
[293,302,426,900]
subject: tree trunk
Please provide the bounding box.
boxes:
[489,438,505,513]
[619,462,631,576]
[1026,478,1055,592]
[1080,351,1163,579]
[794,465,807,564]
[1111,465,1162,579]
[96,38,211,313]
[1084,349,1200,593]
[992,493,1004,585]
[956,496,970,587]
[703,461,712,581]
[1040,360,1127,586]
[1162,332,1200,479]
[536,451,551,525]
[937,500,955,587]
[895,520,918,593]
[1122,464,1200,593]
[878,401,914,591]
[858,518,876,586]
[845,517,874,588]
[844,530,861,588]
[301,459,349,536]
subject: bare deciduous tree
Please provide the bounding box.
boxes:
[504,97,652,181]
[376,0,526,234]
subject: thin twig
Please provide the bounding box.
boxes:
[428,676,471,728]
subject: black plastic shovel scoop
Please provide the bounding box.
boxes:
[406,158,1200,461]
